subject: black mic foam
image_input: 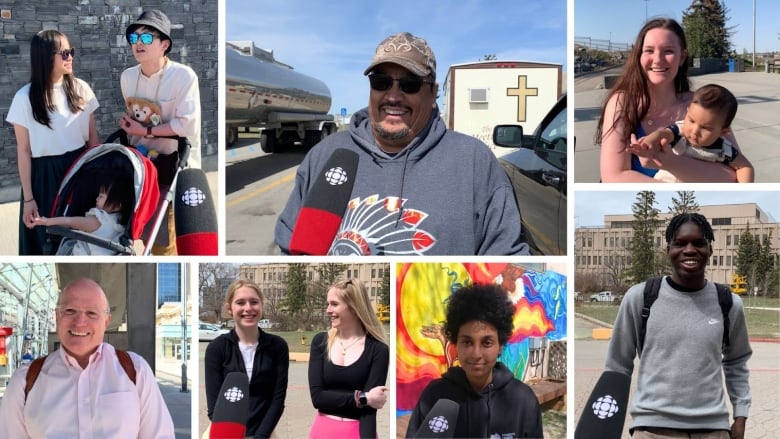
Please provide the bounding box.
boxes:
[289,148,359,255]
[174,168,218,255]
[574,370,631,439]
[209,372,249,439]
[415,398,460,438]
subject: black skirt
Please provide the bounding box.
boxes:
[19,146,85,255]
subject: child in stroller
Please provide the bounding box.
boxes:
[33,173,133,255]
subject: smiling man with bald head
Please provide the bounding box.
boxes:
[0,277,175,438]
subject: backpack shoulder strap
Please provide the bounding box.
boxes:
[714,283,734,352]
[639,276,663,356]
[24,355,48,403]
[115,349,137,384]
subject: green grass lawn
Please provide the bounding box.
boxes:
[576,297,780,339]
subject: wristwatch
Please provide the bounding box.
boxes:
[359,391,368,408]
[144,126,154,138]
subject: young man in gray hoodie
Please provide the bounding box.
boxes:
[275,32,528,256]
[604,213,751,439]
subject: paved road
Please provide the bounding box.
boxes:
[574,316,780,438]
[574,68,780,182]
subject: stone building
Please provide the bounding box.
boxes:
[575,203,779,287]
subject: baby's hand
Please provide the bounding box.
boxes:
[31,216,49,226]
[625,134,655,158]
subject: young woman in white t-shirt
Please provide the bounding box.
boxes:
[6,29,100,254]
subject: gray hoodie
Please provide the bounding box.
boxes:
[605,277,752,431]
[275,107,528,255]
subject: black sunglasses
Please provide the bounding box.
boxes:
[368,72,432,94]
[52,48,75,60]
[128,32,157,45]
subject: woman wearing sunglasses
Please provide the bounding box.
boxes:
[6,29,100,255]
[119,9,202,255]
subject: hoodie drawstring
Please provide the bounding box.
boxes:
[394,150,411,225]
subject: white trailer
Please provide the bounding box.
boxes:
[441,61,563,145]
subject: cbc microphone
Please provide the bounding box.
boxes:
[289,148,359,255]
[574,370,631,439]
[415,398,460,438]
[175,168,218,255]
[209,372,249,439]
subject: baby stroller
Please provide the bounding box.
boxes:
[46,128,216,255]
[44,140,161,255]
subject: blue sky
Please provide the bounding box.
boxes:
[574,190,780,227]
[225,0,567,116]
[575,0,779,54]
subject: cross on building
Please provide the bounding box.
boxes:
[507,75,538,122]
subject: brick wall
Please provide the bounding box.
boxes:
[0,0,218,200]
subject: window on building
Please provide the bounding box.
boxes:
[756,208,760,220]
[734,235,739,246]
[763,234,768,243]
[656,236,661,247]
[726,235,731,246]
[588,237,593,247]
[727,256,731,266]
[719,256,724,266]
[604,237,607,246]
[712,256,717,266]
[712,217,731,226]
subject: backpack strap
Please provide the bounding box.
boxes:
[639,276,663,356]
[714,283,733,352]
[115,349,137,384]
[24,349,137,405]
[24,356,48,403]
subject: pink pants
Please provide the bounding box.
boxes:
[308,412,362,439]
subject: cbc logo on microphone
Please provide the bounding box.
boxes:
[592,394,620,419]
[426,415,450,434]
[324,166,349,185]
[223,386,245,403]
[181,187,206,207]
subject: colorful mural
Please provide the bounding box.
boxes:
[396,262,566,415]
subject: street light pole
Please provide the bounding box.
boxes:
[643,0,650,22]
[753,0,756,70]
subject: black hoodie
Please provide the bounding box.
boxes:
[406,362,543,438]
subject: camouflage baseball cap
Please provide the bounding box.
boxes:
[364,32,436,79]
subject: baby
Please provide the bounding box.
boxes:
[33,175,133,255]
[629,84,754,182]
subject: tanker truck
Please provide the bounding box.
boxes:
[225,41,337,152]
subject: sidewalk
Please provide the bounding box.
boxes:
[0,154,217,255]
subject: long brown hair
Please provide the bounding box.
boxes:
[29,30,85,128]
[595,18,691,145]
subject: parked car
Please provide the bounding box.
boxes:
[199,322,229,342]
[258,319,277,329]
[589,291,620,303]
[493,94,567,255]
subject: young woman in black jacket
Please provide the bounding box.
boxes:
[204,278,289,438]
[406,283,544,438]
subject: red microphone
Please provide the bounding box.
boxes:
[209,372,249,439]
[289,148,359,255]
[174,168,218,255]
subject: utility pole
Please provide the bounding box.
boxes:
[753,0,756,70]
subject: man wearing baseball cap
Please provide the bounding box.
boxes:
[276,32,528,256]
[119,9,202,255]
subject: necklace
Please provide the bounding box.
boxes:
[338,335,364,356]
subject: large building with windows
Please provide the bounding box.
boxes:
[575,203,779,287]
[157,263,181,305]
[239,263,389,314]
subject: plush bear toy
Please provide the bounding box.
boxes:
[125,97,162,127]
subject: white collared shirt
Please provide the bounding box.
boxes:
[0,343,175,439]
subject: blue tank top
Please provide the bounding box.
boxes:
[631,124,658,177]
